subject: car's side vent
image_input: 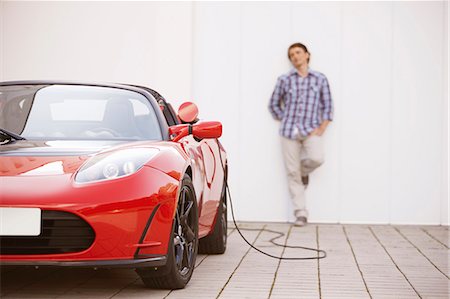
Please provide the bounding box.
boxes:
[0,210,95,255]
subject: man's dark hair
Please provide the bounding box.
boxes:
[288,42,310,63]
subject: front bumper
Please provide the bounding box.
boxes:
[0,165,178,263]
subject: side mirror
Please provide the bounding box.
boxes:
[192,121,222,139]
[178,102,199,123]
[169,121,222,142]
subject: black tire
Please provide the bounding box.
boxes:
[137,174,198,289]
[198,176,227,254]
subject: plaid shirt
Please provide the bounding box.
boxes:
[269,68,333,139]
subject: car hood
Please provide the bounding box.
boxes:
[0,140,124,156]
[0,140,158,176]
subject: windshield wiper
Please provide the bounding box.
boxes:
[0,128,27,142]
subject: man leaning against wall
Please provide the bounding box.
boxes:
[269,43,334,227]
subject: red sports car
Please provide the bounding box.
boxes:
[0,81,228,289]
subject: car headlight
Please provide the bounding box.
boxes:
[75,148,159,183]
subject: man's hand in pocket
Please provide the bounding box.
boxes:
[310,127,323,137]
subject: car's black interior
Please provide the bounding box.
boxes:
[127,85,180,127]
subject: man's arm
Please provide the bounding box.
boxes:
[268,77,285,120]
[312,76,333,136]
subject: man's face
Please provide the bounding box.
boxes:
[289,47,309,67]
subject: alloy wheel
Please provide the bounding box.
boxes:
[173,185,197,276]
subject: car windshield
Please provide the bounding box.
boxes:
[0,84,162,141]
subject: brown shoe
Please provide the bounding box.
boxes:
[294,216,307,227]
[301,175,309,187]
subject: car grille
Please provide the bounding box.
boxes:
[0,210,95,255]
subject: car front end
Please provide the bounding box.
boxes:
[0,82,178,268]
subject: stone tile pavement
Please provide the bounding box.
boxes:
[1,223,448,298]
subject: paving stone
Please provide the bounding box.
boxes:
[0,223,448,298]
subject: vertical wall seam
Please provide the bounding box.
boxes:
[447,0,449,225]
[439,0,442,225]
[237,2,243,220]
[388,1,395,225]
[338,2,344,223]
[440,1,449,225]
[288,1,293,221]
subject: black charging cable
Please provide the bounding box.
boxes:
[216,139,327,260]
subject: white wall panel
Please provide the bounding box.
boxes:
[151,3,193,102]
[340,2,392,223]
[391,1,444,224]
[239,2,292,221]
[191,2,243,218]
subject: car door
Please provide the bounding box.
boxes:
[179,133,220,237]
[160,101,220,237]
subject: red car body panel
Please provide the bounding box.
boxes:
[0,81,227,268]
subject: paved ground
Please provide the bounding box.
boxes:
[0,223,448,299]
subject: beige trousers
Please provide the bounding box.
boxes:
[281,134,324,218]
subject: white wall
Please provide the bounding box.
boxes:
[0,1,193,102]
[1,1,448,224]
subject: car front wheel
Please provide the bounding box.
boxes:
[137,174,198,289]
